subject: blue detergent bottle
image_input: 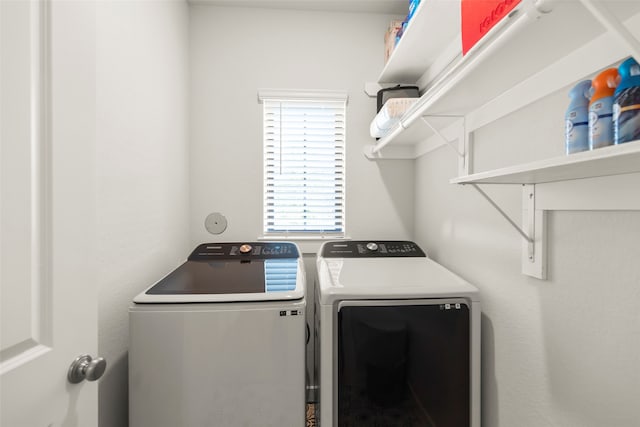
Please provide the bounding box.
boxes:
[613,57,640,144]
[565,80,592,154]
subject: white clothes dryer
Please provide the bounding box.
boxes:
[129,242,306,427]
[315,240,480,427]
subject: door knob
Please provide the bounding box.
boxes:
[67,354,107,384]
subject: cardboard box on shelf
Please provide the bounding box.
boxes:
[384,19,404,64]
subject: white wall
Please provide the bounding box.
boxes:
[96,2,190,426]
[189,4,414,401]
[90,3,640,426]
[189,5,414,248]
[414,85,640,426]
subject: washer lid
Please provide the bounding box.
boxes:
[133,242,305,303]
[316,256,479,305]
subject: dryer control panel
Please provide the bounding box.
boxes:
[321,240,426,258]
[189,242,299,260]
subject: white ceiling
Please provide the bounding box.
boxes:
[190,0,408,15]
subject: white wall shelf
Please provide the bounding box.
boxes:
[451,140,640,185]
[367,0,640,159]
[452,140,640,280]
[368,0,640,278]
[377,0,460,84]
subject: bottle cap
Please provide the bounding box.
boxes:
[589,68,618,104]
[568,80,592,107]
[614,57,640,95]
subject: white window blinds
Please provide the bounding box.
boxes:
[260,90,347,236]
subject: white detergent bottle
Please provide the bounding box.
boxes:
[565,80,592,154]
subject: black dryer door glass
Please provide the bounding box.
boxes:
[338,302,470,427]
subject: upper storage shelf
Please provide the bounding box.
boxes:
[451,139,640,185]
[377,0,460,84]
[368,0,640,159]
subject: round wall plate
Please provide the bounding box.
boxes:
[204,212,228,235]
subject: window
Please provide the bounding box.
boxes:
[259,90,347,237]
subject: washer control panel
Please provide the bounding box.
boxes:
[321,240,426,258]
[189,242,299,260]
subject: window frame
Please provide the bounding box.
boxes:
[258,89,348,240]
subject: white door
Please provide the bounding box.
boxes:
[1,1,99,426]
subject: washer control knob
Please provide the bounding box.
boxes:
[239,244,253,254]
[366,242,379,252]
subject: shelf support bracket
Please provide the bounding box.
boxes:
[521,184,547,279]
[470,183,532,243]
[421,116,464,158]
[579,0,640,63]
[469,183,547,279]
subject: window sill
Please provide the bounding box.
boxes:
[258,235,351,255]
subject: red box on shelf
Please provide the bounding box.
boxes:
[461,0,521,55]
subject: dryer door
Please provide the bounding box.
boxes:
[337,299,470,427]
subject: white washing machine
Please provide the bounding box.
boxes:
[129,242,306,427]
[315,240,480,427]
